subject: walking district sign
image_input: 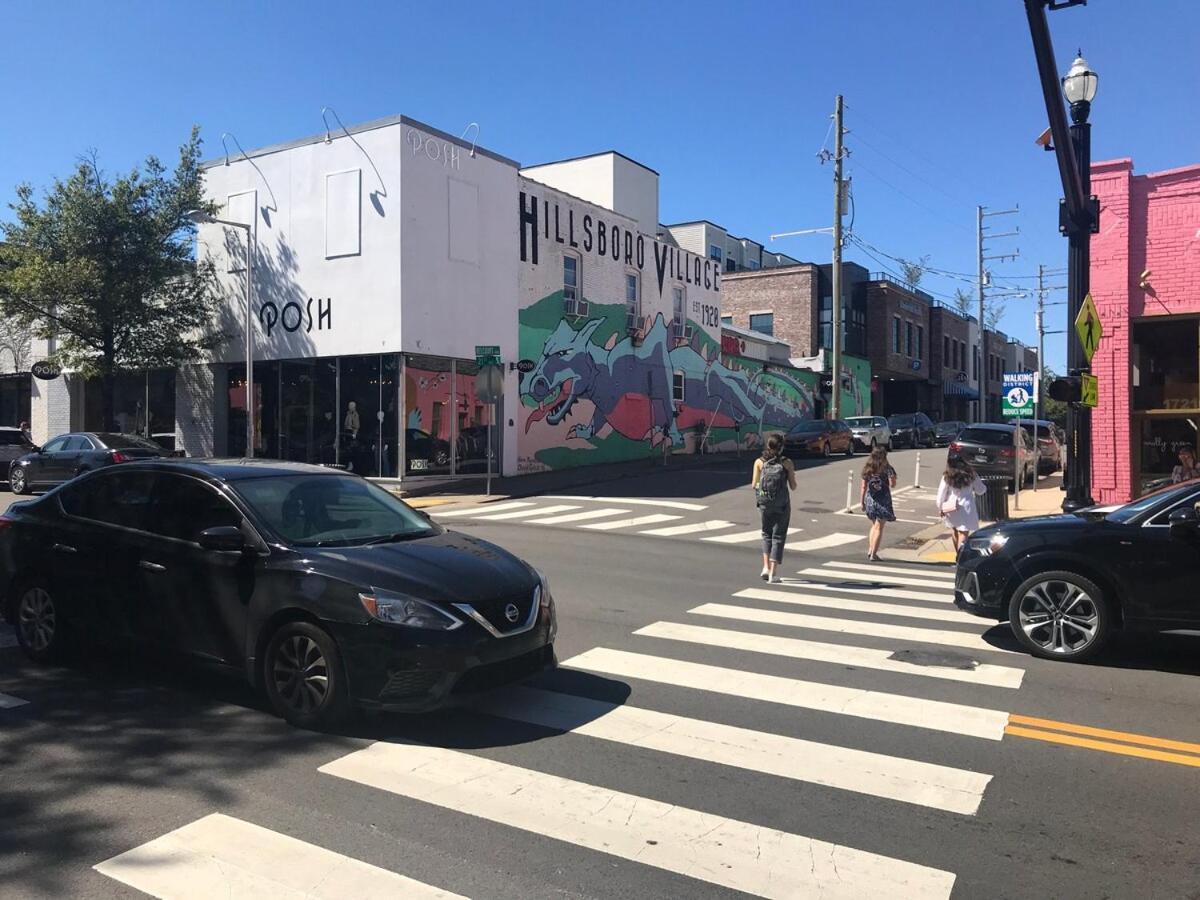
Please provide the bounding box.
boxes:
[1002,372,1036,418]
[1075,293,1103,364]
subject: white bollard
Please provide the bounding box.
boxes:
[914,451,922,488]
[845,468,855,512]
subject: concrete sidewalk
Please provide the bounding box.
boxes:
[889,474,1067,564]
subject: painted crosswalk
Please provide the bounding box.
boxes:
[96,556,1022,900]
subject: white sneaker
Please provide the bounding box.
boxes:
[760,567,769,581]
[769,573,783,584]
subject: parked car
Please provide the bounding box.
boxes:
[947,423,1036,491]
[887,412,936,449]
[784,418,855,458]
[955,478,1200,661]
[150,433,187,457]
[0,460,557,729]
[405,427,452,472]
[0,427,38,489]
[844,416,891,451]
[1016,419,1064,474]
[933,420,967,447]
[9,432,167,495]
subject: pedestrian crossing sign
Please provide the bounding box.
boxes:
[1074,293,1102,363]
[1081,373,1098,408]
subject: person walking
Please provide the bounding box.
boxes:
[936,458,987,553]
[860,447,897,561]
[1171,446,1199,483]
[752,434,796,583]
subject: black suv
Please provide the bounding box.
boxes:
[887,413,936,449]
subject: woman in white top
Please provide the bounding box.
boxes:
[936,459,987,553]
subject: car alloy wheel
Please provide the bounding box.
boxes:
[264,621,348,729]
[1009,571,1110,661]
[10,467,26,494]
[16,583,62,661]
[822,442,831,458]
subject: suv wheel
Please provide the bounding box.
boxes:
[821,442,831,458]
[1008,570,1111,661]
[15,578,69,662]
[10,466,27,495]
[263,621,349,730]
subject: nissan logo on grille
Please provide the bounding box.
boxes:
[504,603,520,623]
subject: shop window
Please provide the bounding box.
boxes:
[404,355,453,477]
[1137,417,1200,495]
[280,359,338,466]
[84,370,176,443]
[447,360,499,475]
[749,313,774,337]
[1132,319,1199,411]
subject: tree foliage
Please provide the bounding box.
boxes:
[952,288,973,318]
[0,127,225,426]
[984,299,1006,330]
[1039,365,1068,426]
[897,254,931,290]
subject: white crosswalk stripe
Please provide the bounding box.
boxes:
[523,507,629,525]
[788,532,863,551]
[476,686,991,814]
[691,602,1015,654]
[435,500,535,517]
[562,647,1010,739]
[639,519,737,536]
[0,692,28,709]
[825,561,958,581]
[320,743,957,899]
[542,495,708,510]
[94,813,466,899]
[703,526,802,544]
[779,578,953,604]
[634,621,1024,688]
[799,566,960,591]
[580,512,681,530]
[470,504,579,520]
[734,587,984,625]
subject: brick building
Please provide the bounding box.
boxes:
[719,264,819,353]
[863,275,936,416]
[1090,158,1200,501]
[930,306,975,422]
[983,331,1009,421]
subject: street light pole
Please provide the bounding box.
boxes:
[186,210,255,458]
[830,94,845,421]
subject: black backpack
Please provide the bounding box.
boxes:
[757,456,789,510]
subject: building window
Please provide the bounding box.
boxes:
[746,258,760,270]
[916,325,924,360]
[725,258,737,272]
[749,313,774,336]
[709,244,723,262]
[893,316,902,354]
[563,254,586,315]
[672,370,686,403]
[973,346,979,381]
[952,340,960,370]
[720,314,733,325]
[625,272,641,332]
[905,321,914,357]
[943,335,950,368]
[672,286,689,341]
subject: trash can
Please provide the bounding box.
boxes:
[978,476,1010,523]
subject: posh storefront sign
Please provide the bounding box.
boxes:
[519,191,721,298]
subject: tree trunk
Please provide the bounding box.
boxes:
[102,327,116,432]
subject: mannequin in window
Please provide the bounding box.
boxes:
[343,401,360,439]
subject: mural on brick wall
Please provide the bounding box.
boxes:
[840,354,872,418]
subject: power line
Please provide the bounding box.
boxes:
[849,156,976,236]
[847,130,971,210]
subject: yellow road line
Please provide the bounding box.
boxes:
[1008,714,1200,756]
[1005,725,1200,768]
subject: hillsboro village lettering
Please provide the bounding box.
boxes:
[259,297,333,337]
[519,191,719,297]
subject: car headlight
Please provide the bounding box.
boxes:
[964,533,1009,557]
[535,570,554,613]
[358,590,463,630]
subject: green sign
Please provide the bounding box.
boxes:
[1081,373,1098,408]
[475,344,501,367]
[1001,372,1036,418]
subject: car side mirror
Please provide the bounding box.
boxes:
[198,525,248,552]
[1168,507,1200,540]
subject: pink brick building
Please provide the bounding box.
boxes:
[1090,158,1200,501]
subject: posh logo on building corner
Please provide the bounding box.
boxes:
[259,297,333,337]
[518,192,720,297]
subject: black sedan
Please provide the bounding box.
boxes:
[10,432,166,495]
[955,479,1200,661]
[0,460,556,729]
[0,427,37,488]
[887,413,936,449]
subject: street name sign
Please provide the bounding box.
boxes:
[1080,373,1098,408]
[1074,293,1102,364]
[475,345,502,368]
[1002,372,1036,418]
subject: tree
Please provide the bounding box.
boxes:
[1039,366,1068,426]
[0,128,225,428]
[984,299,1006,330]
[0,317,31,373]
[952,288,973,318]
[897,254,931,290]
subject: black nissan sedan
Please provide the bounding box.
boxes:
[0,460,556,728]
[955,479,1200,661]
[9,431,167,495]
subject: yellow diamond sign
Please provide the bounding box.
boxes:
[1075,293,1103,363]
[1080,373,1098,408]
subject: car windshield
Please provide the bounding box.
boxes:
[0,430,30,446]
[234,474,437,547]
[1018,423,1052,438]
[844,417,873,427]
[788,421,825,434]
[889,415,914,427]
[957,427,1012,445]
[96,433,163,450]
[1104,480,1200,524]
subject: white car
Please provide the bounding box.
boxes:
[844,416,891,451]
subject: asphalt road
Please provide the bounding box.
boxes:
[2,450,1199,898]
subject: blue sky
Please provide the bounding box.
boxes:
[3,0,1197,371]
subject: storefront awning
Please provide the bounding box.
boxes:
[943,380,979,399]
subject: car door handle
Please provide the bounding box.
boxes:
[52,543,76,554]
[138,560,166,572]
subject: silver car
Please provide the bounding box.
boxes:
[844,416,891,451]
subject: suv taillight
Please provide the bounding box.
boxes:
[949,441,962,452]
[110,450,131,463]
[999,446,1015,458]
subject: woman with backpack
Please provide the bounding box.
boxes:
[752,433,797,583]
[936,458,987,553]
[860,446,897,561]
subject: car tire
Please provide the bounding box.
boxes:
[844,441,854,457]
[821,442,831,458]
[13,577,70,663]
[10,467,27,495]
[1007,570,1111,661]
[263,621,350,730]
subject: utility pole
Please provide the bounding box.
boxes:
[975,205,1019,422]
[830,94,845,420]
[1035,264,1045,437]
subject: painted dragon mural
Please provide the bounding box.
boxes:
[522,314,813,460]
